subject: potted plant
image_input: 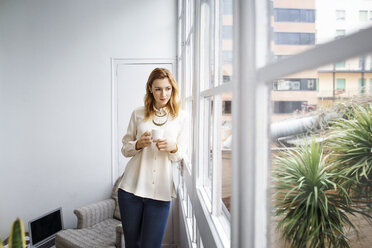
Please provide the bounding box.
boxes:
[327,103,372,205]
[272,140,360,248]
[0,218,26,248]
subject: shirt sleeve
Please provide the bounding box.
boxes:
[168,112,189,163]
[121,110,141,157]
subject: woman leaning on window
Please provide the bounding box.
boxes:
[117,67,188,248]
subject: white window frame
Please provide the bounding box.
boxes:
[233,1,372,248]
[179,0,372,247]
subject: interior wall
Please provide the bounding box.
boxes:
[0,0,176,239]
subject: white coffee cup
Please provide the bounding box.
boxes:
[151,129,164,141]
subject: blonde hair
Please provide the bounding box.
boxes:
[144,68,180,120]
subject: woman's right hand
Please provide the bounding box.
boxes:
[135,131,152,150]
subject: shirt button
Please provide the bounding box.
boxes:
[152,181,155,184]
[153,170,156,172]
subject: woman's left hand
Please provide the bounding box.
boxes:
[155,138,178,153]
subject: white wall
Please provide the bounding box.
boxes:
[0,0,176,239]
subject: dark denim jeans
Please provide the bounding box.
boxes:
[117,189,171,248]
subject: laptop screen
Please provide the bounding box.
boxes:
[29,208,63,246]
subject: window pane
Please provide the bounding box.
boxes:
[186,100,193,171]
[358,78,365,93]
[200,1,215,90]
[359,10,368,21]
[186,34,194,97]
[220,0,233,85]
[336,29,345,39]
[269,0,372,64]
[336,78,345,90]
[202,96,213,200]
[220,92,232,213]
[335,61,345,68]
[270,53,372,246]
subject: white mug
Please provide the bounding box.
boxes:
[151,129,164,141]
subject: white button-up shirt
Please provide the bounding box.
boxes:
[118,106,188,201]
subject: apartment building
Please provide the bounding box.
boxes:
[271,0,318,122]
[316,0,372,107]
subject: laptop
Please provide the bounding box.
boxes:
[28,208,64,248]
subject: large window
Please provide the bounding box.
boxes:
[360,10,368,21]
[272,78,317,91]
[274,32,315,45]
[178,0,372,247]
[274,8,315,23]
[177,0,232,247]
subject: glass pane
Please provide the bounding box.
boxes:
[202,96,213,199]
[200,1,215,90]
[270,53,372,247]
[186,100,193,171]
[186,34,194,97]
[220,92,232,213]
[269,0,372,63]
[220,0,233,85]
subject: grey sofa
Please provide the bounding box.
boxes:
[55,178,123,248]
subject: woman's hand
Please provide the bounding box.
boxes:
[155,138,178,153]
[135,131,152,150]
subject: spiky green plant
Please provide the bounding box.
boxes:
[0,238,4,248]
[273,141,359,248]
[8,218,26,248]
[327,104,372,203]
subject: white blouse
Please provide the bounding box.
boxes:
[118,106,188,201]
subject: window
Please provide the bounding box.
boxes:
[222,51,233,64]
[273,54,291,61]
[273,8,315,23]
[178,0,232,247]
[336,29,345,39]
[179,0,372,247]
[335,61,345,68]
[336,78,346,91]
[222,100,232,114]
[273,101,306,114]
[359,78,365,93]
[336,10,345,20]
[359,10,368,21]
[274,32,315,45]
[273,78,317,91]
[222,26,233,39]
[359,56,365,69]
[306,79,317,90]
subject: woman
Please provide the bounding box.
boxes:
[117,68,188,248]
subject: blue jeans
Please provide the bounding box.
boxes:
[117,189,171,248]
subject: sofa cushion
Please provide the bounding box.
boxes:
[55,218,121,248]
[111,175,124,220]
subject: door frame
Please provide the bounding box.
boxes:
[111,58,176,184]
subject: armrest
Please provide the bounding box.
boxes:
[115,224,123,248]
[74,198,115,229]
